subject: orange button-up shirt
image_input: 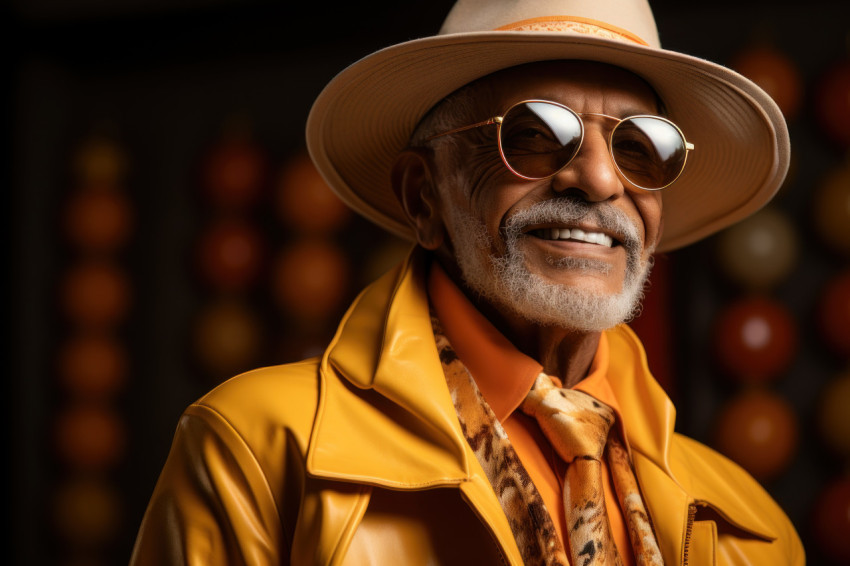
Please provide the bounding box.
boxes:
[428,261,635,565]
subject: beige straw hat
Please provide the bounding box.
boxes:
[305,0,790,252]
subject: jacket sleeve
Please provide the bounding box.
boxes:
[129,403,287,565]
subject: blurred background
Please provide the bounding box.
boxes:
[7,0,850,564]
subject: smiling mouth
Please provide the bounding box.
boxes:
[528,227,616,248]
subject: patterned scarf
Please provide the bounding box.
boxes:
[431,314,663,565]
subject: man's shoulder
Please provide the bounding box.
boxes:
[190,357,323,438]
[669,431,774,496]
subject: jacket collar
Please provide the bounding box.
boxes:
[307,249,472,488]
[305,247,777,542]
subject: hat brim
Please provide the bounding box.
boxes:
[306,31,789,253]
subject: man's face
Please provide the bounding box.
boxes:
[429,61,664,331]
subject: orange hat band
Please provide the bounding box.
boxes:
[495,16,649,46]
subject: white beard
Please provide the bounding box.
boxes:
[447,197,654,332]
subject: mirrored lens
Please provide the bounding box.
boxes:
[498,102,583,179]
[611,116,687,189]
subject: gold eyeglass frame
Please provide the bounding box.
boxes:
[426,99,695,191]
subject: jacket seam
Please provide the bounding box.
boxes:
[307,469,468,490]
[188,402,286,542]
[327,485,372,565]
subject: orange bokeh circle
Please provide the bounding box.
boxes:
[72,136,128,185]
[271,238,350,321]
[812,162,850,258]
[58,332,128,398]
[816,371,850,457]
[276,151,351,233]
[54,402,127,472]
[713,388,798,481]
[61,260,131,328]
[64,185,133,252]
[53,476,122,547]
[194,298,262,378]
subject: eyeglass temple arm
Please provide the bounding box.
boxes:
[425,116,503,141]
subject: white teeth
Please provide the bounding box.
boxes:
[595,234,614,247]
[533,228,614,247]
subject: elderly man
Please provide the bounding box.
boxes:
[131,0,804,564]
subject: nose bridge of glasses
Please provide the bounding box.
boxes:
[575,112,623,141]
[577,111,622,124]
[569,112,618,162]
[550,118,624,197]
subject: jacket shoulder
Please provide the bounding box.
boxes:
[195,357,322,443]
[670,431,781,508]
[131,359,323,565]
[669,432,805,564]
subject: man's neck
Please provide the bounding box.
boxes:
[467,295,601,388]
[433,247,601,389]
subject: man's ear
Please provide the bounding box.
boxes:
[391,148,445,250]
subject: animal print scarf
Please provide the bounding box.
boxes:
[431,313,663,565]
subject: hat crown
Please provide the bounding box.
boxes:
[439,0,661,48]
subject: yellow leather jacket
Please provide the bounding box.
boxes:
[131,250,804,565]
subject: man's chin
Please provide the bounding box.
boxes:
[448,208,650,332]
[529,266,624,297]
[479,264,639,332]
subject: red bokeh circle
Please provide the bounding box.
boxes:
[201,133,267,210]
[818,270,850,358]
[197,217,266,292]
[729,44,803,120]
[811,476,850,562]
[813,58,850,148]
[714,296,798,383]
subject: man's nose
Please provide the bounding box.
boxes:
[550,128,624,202]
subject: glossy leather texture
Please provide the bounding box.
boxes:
[130,248,804,565]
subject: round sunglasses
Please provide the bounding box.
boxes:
[427,99,694,191]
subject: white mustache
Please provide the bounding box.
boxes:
[503,198,642,255]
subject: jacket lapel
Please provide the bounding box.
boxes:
[304,250,525,564]
[306,250,472,489]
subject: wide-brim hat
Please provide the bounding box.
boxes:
[305,0,790,252]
